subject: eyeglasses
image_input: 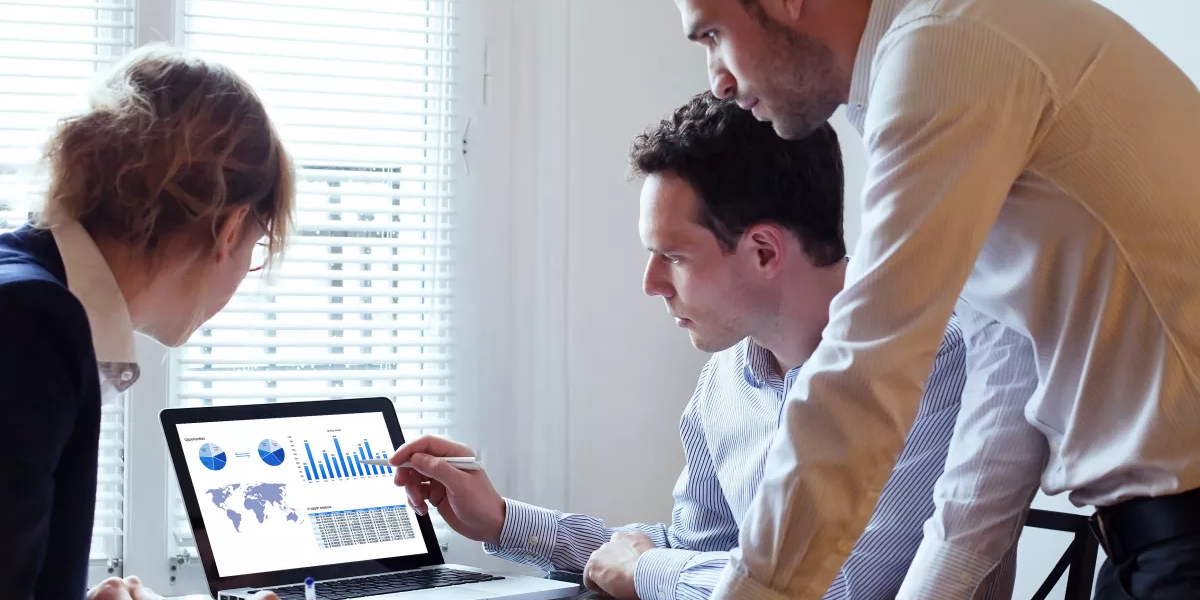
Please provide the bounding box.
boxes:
[249,239,269,273]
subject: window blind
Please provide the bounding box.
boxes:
[0,0,136,567]
[172,0,459,559]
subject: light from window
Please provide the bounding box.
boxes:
[170,0,459,558]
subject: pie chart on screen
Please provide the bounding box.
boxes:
[199,443,227,471]
[258,439,285,466]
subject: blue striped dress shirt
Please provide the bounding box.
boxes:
[485,314,1016,600]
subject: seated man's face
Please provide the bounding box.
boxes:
[638,171,773,353]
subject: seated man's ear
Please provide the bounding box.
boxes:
[742,224,787,274]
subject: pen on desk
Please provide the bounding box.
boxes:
[305,577,315,600]
[359,456,482,470]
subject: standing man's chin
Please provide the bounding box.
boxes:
[774,119,815,141]
[773,102,840,140]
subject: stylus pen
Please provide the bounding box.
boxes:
[359,456,482,470]
[304,577,315,600]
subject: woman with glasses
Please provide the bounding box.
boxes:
[0,45,293,600]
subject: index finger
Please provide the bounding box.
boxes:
[389,435,475,466]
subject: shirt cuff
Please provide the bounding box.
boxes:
[482,498,560,572]
[634,548,696,600]
[710,563,793,600]
[896,535,996,600]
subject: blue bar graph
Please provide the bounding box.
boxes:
[323,452,335,479]
[298,435,394,483]
[376,451,394,473]
[305,443,319,479]
[334,438,350,479]
[364,440,378,474]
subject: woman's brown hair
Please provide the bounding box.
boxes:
[38,45,294,267]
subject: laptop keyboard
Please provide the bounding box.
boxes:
[262,568,503,600]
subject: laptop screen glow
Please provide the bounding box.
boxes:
[175,412,430,577]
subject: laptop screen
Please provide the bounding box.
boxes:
[174,411,431,578]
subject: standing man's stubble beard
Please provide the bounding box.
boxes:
[747,4,844,139]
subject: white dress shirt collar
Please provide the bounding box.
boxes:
[50,220,140,394]
[847,0,910,125]
[740,338,806,391]
[740,338,777,388]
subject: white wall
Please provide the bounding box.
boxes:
[561,0,709,524]
[541,0,869,526]
[1096,0,1200,82]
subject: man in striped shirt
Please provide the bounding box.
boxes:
[390,93,1016,600]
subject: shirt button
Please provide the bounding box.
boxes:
[960,573,971,585]
[524,554,536,561]
[121,370,134,381]
[527,535,539,546]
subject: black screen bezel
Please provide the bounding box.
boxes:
[160,397,444,596]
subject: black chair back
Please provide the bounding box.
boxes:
[1025,508,1100,600]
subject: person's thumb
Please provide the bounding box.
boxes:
[409,453,471,488]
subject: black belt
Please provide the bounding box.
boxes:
[1089,487,1200,563]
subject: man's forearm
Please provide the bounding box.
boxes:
[483,499,566,572]
[485,499,672,574]
[635,550,728,600]
[898,307,1045,600]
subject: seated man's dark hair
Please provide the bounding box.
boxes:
[629,92,845,266]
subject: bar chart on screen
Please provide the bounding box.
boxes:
[288,434,395,483]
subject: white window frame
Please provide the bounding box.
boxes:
[4,0,573,592]
[478,0,570,518]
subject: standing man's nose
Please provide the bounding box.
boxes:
[709,57,736,100]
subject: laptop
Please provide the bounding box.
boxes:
[161,397,580,600]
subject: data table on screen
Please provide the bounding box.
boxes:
[309,505,416,549]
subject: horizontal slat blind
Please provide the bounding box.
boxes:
[0,0,136,566]
[171,0,458,558]
[93,400,126,561]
